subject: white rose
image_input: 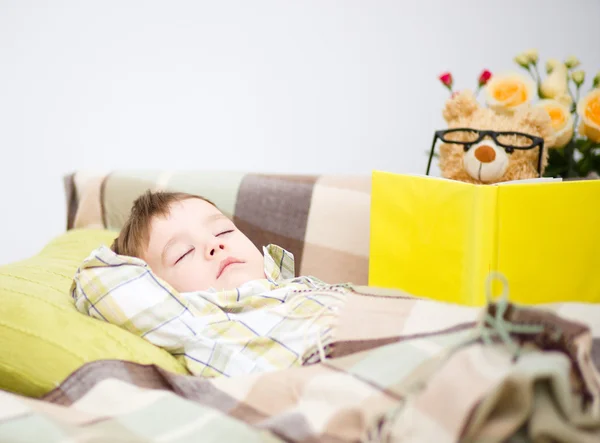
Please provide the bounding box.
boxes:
[555,93,573,107]
[524,49,539,64]
[545,58,562,74]
[565,56,580,69]
[540,63,569,99]
[571,70,585,86]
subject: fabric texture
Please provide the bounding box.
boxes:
[0,229,187,398]
[64,170,371,285]
[2,291,600,442]
[72,243,350,377]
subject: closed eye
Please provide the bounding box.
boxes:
[175,248,194,265]
[217,230,234,236]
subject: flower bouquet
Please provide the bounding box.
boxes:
[437,50,600,179]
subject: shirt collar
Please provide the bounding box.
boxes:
[262,244,295,284]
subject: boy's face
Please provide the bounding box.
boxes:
[142,198,265,292]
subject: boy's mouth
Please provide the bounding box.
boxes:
[217,257,244,279]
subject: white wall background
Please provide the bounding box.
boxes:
[1,0,599,265]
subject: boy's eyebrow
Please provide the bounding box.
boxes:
[206,213,229,222]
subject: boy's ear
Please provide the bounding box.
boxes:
[442,90,480,124]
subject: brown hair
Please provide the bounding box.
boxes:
[110,190,215,258]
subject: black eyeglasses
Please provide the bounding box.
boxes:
[425,128,545,178]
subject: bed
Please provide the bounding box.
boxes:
[0,170,598,442]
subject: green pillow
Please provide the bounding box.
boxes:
[0,229,188,397]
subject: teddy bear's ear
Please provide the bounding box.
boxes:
[514,106,557,148]
[442,90,480,124]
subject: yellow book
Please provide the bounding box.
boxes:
[368,171,600,306]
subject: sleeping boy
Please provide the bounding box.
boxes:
[72,190,352,377]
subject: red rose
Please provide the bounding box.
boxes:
[439,72,453,88]
[478,69,492,86]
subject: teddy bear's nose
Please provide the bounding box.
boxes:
[474,145,496,163]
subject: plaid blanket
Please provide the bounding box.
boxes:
[2,289,600,442]
[72,243,348,377]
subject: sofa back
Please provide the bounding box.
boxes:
[64,170,372,284]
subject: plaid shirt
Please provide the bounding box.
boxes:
[71,245,348,377]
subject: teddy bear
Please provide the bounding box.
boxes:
[434,90,557,184]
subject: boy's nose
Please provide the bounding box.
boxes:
[207,243,225,258]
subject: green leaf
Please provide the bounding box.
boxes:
[577,155,594,176]
[545,145,572,178]
[576,139,594,153]
[547,148,567,165]
[593,153,600,172]
[544,159,568,178]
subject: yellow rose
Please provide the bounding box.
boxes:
[485,73,535,113]
[540,63,569,99]
[536,99,574,148]
[577,89,600,143]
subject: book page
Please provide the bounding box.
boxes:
[495,179,600,304]
[369,171,497,306]
[409,173,563,186]
[495,177,563,186]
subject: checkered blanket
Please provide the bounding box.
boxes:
[3,290,600,442]
[71,243,350,377]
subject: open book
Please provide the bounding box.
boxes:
[368,171,600,306]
